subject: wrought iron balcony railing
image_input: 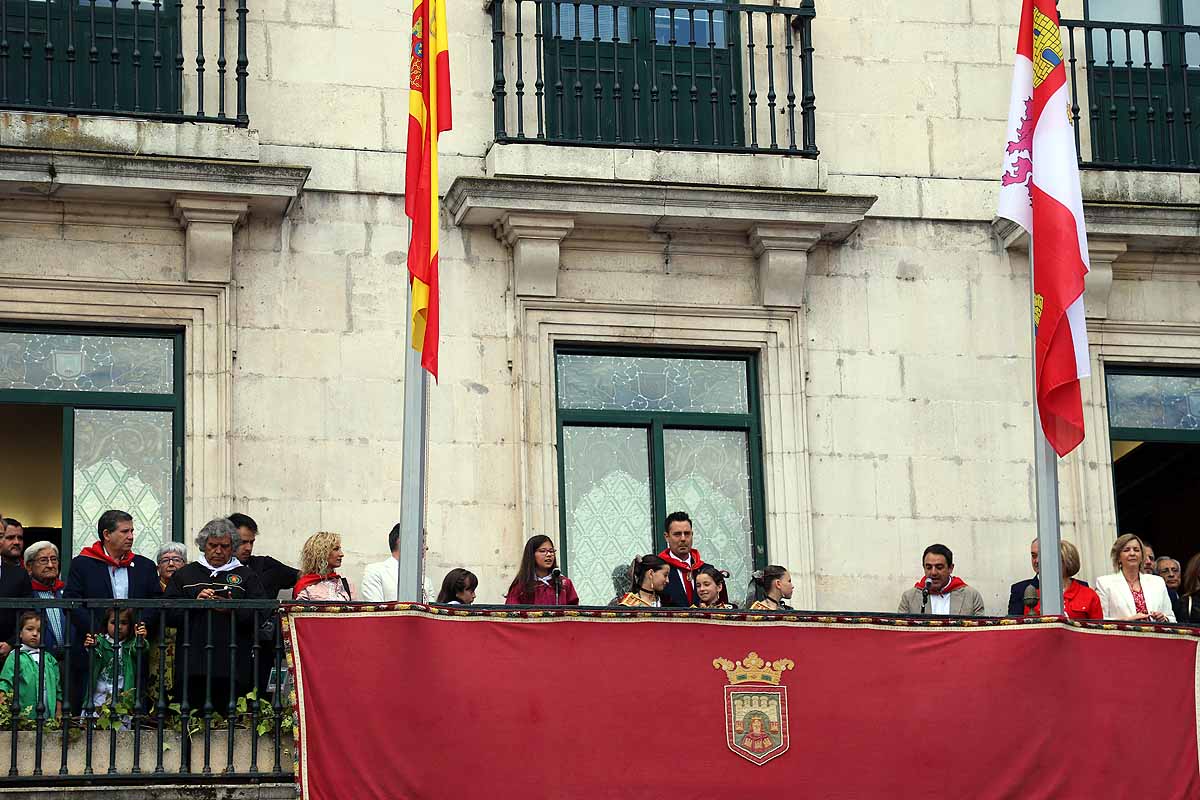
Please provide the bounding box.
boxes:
[0,597,288,786]
[1061,16,1200,170]
[488,0,817,156]
[0,0,248,125]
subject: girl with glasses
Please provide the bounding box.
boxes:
[504,535,579,606]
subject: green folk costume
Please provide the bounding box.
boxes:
[0,646,61,718]
[89,635,146,706]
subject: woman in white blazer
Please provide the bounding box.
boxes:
[1095,534,1176,623]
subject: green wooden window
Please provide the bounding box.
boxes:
[0,326,184,564]
[543,0,743,148]
[0,0,181,115]
[1085,0,1200,166]
[1107,365,1200,442]
[555,348,767,605]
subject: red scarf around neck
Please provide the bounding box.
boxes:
[913,576,967,596]
[293,572,340,599]
[31,578,65,592]
[658,548,705,603]
[79,540,134,569]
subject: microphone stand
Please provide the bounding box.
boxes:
[920,579,932,614]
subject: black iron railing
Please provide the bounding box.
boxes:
[488,0,817,155]
[0,597,288,786]
[0,0,248,124]
[1061,16,1200,170]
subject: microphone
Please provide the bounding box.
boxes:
[1023,583,1040,613]
[922,578,933,595]
[550,567,562,584]
[920,578,932,614]
[550,567,562,605]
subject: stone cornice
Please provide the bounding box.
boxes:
[446,176,876,238]
[0,147,309,216]
[447,175,876,306]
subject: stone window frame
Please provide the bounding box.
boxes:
[1064,319,1200,582]
[0,276,233,535]
[516,298,816,607]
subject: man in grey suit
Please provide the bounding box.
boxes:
[898,544,986,616]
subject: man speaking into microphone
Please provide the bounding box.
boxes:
[897,544,986,616]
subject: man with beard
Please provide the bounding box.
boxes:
[229,513,299,599]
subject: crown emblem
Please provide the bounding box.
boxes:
[712,651,794,686]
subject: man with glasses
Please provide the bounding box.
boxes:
[25,542,65,655]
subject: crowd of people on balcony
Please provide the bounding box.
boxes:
[0,503,1195,721]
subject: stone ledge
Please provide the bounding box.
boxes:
[0,147,309,216]
[486,141,825,192]
[0,112,260,161]
[447,175,876,306]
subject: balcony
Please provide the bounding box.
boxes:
[0,597,290,790]
[487,0,817,156]
[1061,15,1200,171]
[0,0,248,124]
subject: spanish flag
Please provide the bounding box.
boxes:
[405,0,451,379]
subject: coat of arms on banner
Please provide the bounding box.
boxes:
[712,651,794,765]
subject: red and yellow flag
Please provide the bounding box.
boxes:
[405,0,451,379]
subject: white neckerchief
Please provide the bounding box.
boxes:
[19,644,42,665]
[536,574,553,586]
[198,555,243,577]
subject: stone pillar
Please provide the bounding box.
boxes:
[174,196,250,284]
[749,223,823,308]
[496,213,575,298]
[1084,237,1127,319]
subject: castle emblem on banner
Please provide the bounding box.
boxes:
[712,651,794,765]
[1031,5,1063,88]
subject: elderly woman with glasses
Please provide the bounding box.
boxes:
[155,543,187,593]
[25,542,66,655]
[504,535,578,605]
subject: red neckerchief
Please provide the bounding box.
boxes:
[914,576,967,596]
[31,578,65,592]
[658,548,705,603]
[79,541,134,569]
[293,572,339,599]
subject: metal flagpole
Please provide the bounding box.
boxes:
[1029,246,1063,615]
[397,287,428,602]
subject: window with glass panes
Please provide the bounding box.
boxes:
[554,348,766,605]
[0,326,184,567]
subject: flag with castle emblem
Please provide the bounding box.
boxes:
[405,0,451,378]
[997,0,1090,457]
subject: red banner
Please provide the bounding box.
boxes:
[286,606,1200,800]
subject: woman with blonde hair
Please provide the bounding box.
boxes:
[1095,534,1175,622]
[1023,540,1102,620]
[292,532,354,601]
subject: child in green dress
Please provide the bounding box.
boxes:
[0,611,61,719]
[84,607,147,710]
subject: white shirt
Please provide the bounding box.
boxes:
[929,578,953,615]
[360,556,400,603]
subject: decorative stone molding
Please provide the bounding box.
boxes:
[0,277,234,531]
[993,202,1200,257]
[1082,237,1127,319]
[495,213,575,297]
[749,224,823,308]
[446,176,875,302]
[174,197,249,284]
[515,299,817,608]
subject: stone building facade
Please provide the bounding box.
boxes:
[0,0,1194,615]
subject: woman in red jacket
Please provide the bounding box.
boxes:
[1026,540,1102,620]
[504,535,579,606]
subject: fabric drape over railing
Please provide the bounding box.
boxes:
[286,604,1200,800]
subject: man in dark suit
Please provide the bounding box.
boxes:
[230,512,299,599]
[1007,539,1040,616]
[63,509,162,708]
[0,518,32,656]
[657,511,706,608]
